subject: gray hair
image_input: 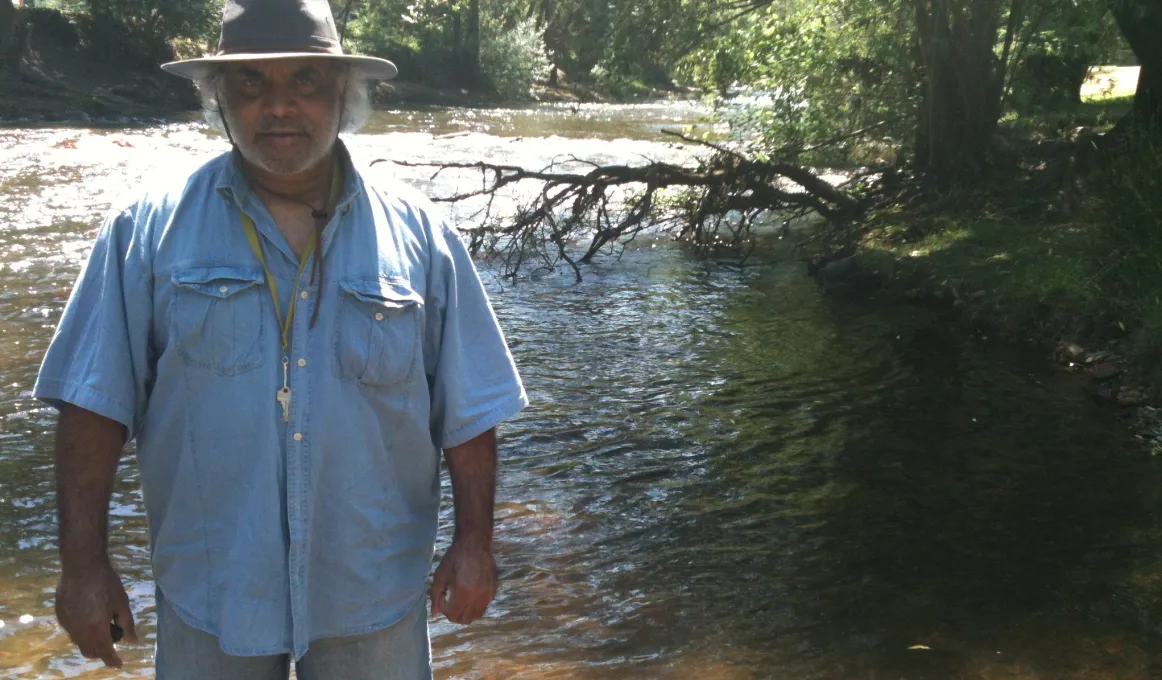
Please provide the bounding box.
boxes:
[194,65,372,135]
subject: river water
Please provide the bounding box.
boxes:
[2,103,1162,679]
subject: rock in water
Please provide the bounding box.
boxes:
[1092,362,1121,380]
[1117,387,1147,407]
[1061,343,1086,362]
[810,256,883,298]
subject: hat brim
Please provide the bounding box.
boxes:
[161,52,397,81]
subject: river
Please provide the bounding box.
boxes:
[1,103,1161,679]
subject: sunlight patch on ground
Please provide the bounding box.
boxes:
[904,226,975,258]
[1082,65,1140,102]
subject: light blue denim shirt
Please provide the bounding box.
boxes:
[33,141,528,658]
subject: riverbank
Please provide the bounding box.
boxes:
[1,5,698,125]
[0,71,693,127]
[800,83,1162,643]
[0,38,694,127]
[825,89,1162,449]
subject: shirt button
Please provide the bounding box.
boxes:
[297,358,307,368]
[293,433,303,441]
[219,285,228,294]
[375,312,384,321]
[300,291,309,299]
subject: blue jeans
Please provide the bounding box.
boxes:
[154,590,433,680]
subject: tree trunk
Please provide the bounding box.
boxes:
[0,0,16,72]
[913,0,1007,186]
[465,0,480,88]
[337,0,357,46]
[450,8,461,84]
[1108,0,1162,136]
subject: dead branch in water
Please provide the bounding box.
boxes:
[371,131,870,281]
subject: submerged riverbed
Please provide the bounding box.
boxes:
[2,104,1162,679]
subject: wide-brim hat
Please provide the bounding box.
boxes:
[161,0,397,81]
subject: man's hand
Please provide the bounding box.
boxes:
[435,428,500,625]
[430,538,498,624]
[55,559,138,668]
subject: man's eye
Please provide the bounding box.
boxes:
[237,74,262,90]
[296,72,319,87]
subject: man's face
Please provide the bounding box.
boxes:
[218,58,346,175]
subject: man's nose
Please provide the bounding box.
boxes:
[261,84,298,119]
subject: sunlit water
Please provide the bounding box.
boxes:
[2,104,1162,679]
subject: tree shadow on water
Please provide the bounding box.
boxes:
[591,279,1162,679]
[798,327,1160,679]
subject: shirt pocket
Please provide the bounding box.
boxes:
[334,278,424,387]
[170,266,266,376]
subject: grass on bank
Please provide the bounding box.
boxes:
[861,94,1162,383]
[999,93,1134,140]
[997,66,1137,139]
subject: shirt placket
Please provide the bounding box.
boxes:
[285,263,314,658]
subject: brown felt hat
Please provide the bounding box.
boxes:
[161,0,397,81]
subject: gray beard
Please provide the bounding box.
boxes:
[223,110,341,176]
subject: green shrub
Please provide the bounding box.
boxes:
[24,8,81,48]
[1085,134,1162,364]
[479,16,549,101]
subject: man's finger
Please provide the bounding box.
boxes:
[100,648,124,669]
[430,564,449,616]
[446,586,481,624]
[112,597,138,644]
[465,591,491,623]
[449,587,470,623]
[468,597,489,622]
[80,629,121,669]
[455,590,481,623]
[442,586,465,623]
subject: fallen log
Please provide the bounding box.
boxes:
[372,131,871,281]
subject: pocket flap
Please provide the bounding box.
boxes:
[173,267,265,299]
[338,278,424,309]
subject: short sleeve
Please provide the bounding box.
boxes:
[424,221,528,449]
[33,208,153,439]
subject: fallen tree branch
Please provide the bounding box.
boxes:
[373,143,872,280]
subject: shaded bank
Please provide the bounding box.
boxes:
[0,64,693,126]
[817,92,1162,448]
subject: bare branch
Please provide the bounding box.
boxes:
[661,129,749,160]
[373,143,865,281]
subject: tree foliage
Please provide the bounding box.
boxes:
[682,0,916,164]
[13,0,1159,146]
[339,0,709,92]
[679,0,1140,183]
[1105,0,1162,134]
[479,15,550,99]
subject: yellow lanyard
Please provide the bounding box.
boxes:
[241,216,314,353]
[238,165,343,354]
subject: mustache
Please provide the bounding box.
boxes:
[256,122,311,135]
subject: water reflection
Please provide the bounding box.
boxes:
[1,107,1161,679]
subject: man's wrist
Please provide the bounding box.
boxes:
[60,548,110,574]
[452,529,493,551]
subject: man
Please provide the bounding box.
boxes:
[32,0,527,677]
